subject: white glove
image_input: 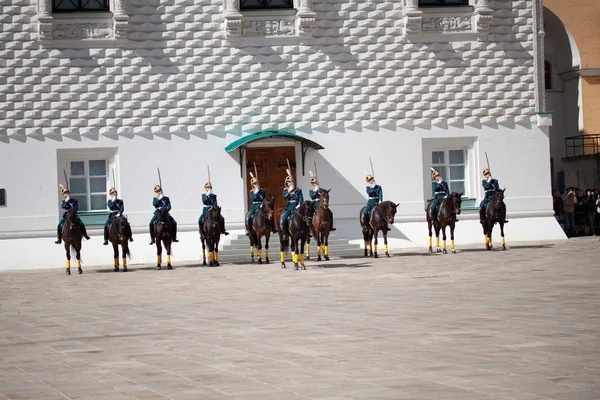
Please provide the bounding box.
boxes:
[65,195,70,201]
[289,185,295,192]
[368,182,374,188]
[314,185,320,191]
[486,176,492,182]
[438,177,442,183]
[253,187,259,194]
[159,193,164,200]
[111,195,116,201]
[206,189,212,195]
[295,205,300,209]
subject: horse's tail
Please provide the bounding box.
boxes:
[123,245,132,260]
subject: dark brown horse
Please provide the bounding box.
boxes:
[247,196,275,264]
[306,188,332,261]
[427,192,462,254]
[154,207,173,270]
[359,201,399,258]
[108,215,132,272]
[483,189,507,251]
[201,205,223,266]
[279,200,314,270]
[62,207,83,275]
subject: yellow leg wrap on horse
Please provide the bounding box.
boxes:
[324,246,329,255]
[369,243,373,252]
[265,249,269,258]
[451,240,455,250]
[436,237,439,247]
[123,258,127,267]
[66,260,71,269]
[257,249,262,259]
[215,252,218,262]
[293,253,298,263]
[202,250,206,262]
[167,255,171,264]
[484,235,488,244]
[209,252,213,262]
[300,253,304,263]
[384,244,388,253]
[443,241,447,249]
[77,259,81,268]
[317,245,321,255]
[114,258,119,267]
[280,251,285,263]
[374,244,378,253]
[502,237,505,245]
[158,255,162,264]
[364,241,368,250]
[306,243,310,255]
[250,246,254,257]
[428,237,432,247]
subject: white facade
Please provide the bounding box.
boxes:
[0,0,565,270]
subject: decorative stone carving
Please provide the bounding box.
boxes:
[37,0,53,40]
[242,20,295,36]
[422,16,471,32]
[223,0,243,37]
[53,23,112,39]
[474,0,493,33]
[403,0,422,35]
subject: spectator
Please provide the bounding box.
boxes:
[585,189,597,236]
[575,189,586,236]
[562,187,576,238]
[553,190,563,217]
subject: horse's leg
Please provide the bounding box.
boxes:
[384,228,390,258]
[122,243,128,272]
[265,232,270,264]
[76,242,83,274]
[113,242,119,272]
[435,223,442,252]
[450,223,456,254]
[250,230,255,264]
[500,221,506,250]
[279,231,286,269]
[156,240,162,270]
[373,229,379,258]
[214,236,220,267]
[316,230,322,262]
[428,219,433,253]
[488,223,494,250]
[208,238,214,267]
[201,237,207,265]
[300,238,306,270]
[257,233,263,264]
[306,227,311,260]
[64,242,71,275]
[363,227,369,257]
[324,231,330,261]
[166,241,173,269]
[442,225,448,254]
[369,231,374,257]
[293,237,299,270]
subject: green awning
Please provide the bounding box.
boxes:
[224,131,324,153]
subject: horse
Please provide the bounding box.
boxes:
[200,205,223,267]
[306,189,332,261]
[359,201,399,258]
[483,188,507,251]
[247,196,275,264]
[154,207,173,270]
[62,207,83,275]
[426,192,463,254]
[279,200,314,270]
[108,215,132,272]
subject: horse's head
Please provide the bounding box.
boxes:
[114,216,128,242]
[300,200,315,218]
[491,188,505,209]
[382,201,400,224]
[208,205,222,228]
[320,188,331,207]
[451,192,463,215]
[66,207,78,229]
[261,196,275,220]
[157,206,170,224]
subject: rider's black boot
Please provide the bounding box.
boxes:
[221,220,229,236]
[55,234,62,245]
[103,226,109,245]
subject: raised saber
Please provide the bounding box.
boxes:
[207,165,211,185]
[313,161,318,179]
[485,151,490,172]
[112,168,116,191]
[63,169,69,190]
[286,158,292,179]
[369,157,374,178]
[253,162,258,181]
[157,167,162,190]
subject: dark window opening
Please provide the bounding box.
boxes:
[419,0,469,6]
[544,60,552,90]
[240,0,294,10]
[53,0,110,12]
[0,189,5,207]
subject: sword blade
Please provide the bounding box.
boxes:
[157,167,162,190]
[207,165,211,184]
[253,162,258,181]
[485,152,490,171]
[369,157,374,178]
[63,169,69,190]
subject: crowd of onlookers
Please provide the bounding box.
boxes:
[553,188,600,237]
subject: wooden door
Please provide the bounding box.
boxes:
[246,146,296,219]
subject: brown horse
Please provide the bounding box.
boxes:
[201,205,223,266]
[426,192,462,254]
[247,196,275,264]
[62,207,83,275]
[483,188,507,251]
[306,188,332,261]
[279,200,314,270]
[154,207,173,270]
[108,215,132,272]
[359,201,399,258]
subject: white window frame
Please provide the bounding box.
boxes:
[36,0,129,47]
[68,158,109,212]
[431,149,469,196]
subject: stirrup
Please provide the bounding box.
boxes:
[55,238,61,244]
[103,240,108,246]
[223,231,229,236]
[173,238,179,242]
[129,237,134,242]
[84,235,91,240]
[149,239,155,245]
[330,226,336,231]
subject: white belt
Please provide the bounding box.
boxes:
[435,192,446,194]
[369,197,379,200]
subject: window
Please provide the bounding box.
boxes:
[240,0,294,10]
[68,159,108,212]
[53,0,110,12]
[544,60,552,90]
[419,0,469,6]
[0,189,5,207]
[432,149,466,194]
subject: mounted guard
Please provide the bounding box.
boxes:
[280,170,304,240]
[430,170,450,222]
[480,168,508,225]
[246,174,276,235]
[198,181,229,239]
[362,174,383,233]
[149,184,178,245]
[309,172,335,232]
[55,185,90,244]
[104,188,132,245]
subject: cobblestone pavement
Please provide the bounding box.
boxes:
[0,238,599,400]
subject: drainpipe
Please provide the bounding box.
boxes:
[533,0,546,112]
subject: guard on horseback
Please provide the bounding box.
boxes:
[149,184,178,245]
[246,175,276,235]
[198,181,229,238]
[362,174,382,233]
[103,188,132,245]
[430,170,450,221]
[55,186,90,244]
[480,168,508,224]
[309,174,335,231]
[281,174,303,239]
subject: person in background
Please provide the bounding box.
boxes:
[562,187,576,238]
